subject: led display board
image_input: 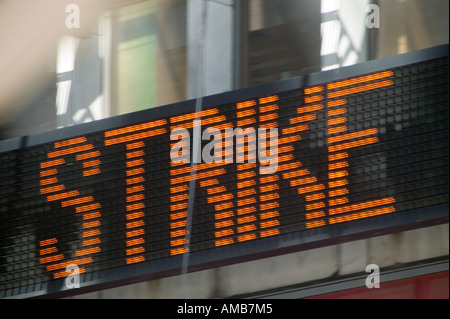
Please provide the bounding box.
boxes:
[0,44,448,298]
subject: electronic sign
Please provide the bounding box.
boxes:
[0,44,448,298]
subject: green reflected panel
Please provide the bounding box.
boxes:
[115,2,157,114]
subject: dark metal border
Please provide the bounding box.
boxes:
[32,203,447,299]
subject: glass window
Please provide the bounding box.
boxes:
[111,0,187,116]
[244,0,322,87]
[241,0,449,88]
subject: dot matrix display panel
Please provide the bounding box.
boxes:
[0,45,448,298]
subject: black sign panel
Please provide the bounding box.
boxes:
[0,44,448,298]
